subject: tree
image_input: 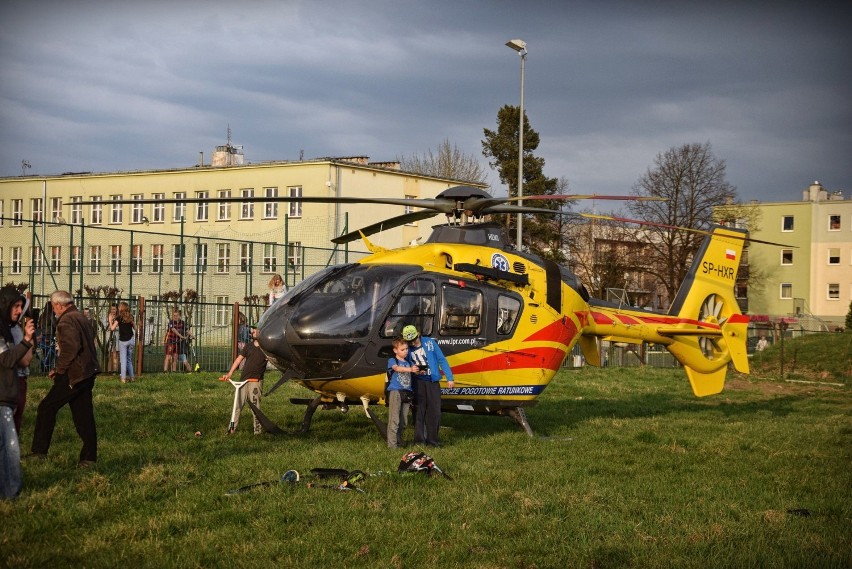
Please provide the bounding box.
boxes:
[398,139,487,184]
[628,142,737,301]
[845,300,852,332]
[482,105,560,259]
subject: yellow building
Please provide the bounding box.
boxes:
[741,181,851,329]
[0,153,485,308]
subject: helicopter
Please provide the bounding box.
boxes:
[76,185,755,437]
[247,185,752,437]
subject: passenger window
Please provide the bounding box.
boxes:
[382,278,435,338]
[496,295,521,335]
[440,285,482,336]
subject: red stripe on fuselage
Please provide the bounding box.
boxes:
[452,346,568,375]
[524,318,579,344]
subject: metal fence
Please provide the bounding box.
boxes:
[1,214,367,302]
[3,214,369,376]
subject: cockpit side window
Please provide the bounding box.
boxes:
[440,285,482,336]
[382,278,435,338]
[496,295,521,335]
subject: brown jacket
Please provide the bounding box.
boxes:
[54,304,101,386]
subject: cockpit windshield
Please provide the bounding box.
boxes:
[289,264,420,339]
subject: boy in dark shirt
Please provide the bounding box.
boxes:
[220,327,268,434]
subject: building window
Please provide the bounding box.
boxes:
[217,243,230,273]
[780,283,792,299]
[110,245,122,273]
[90,246,101,273]
[288,186,302,218]
[11,247,22,274]
[70,197,83,224]
[828,248,840,265]
[131,194,144,224]
[31,198,43,223]
[172,244,185,273]
[71,246,82,274]
[239,243,251,273]
[217,190,231,221]
[31,247,42,274]
[264,187,278,219]
[91,196,102,225]
[0,200,3,226]
[781,215,794,232]
[173,192,186,221]
[151,244,164,274]
[828,214,840,231]
[194,243,208,274]
[152,194,165,223]
[0,248,3,272]
[827,283,840,300]
[404,195,417,225]
[12,200,23,226]
[781,249,793,265]
[240,189,254,220]
[215,296,229,326]
[196,191,209,222]
[263,243,277,273]
[51,197,63,223]
[131,245,143,273]
[288,242,302,272]
[110,195,123,224]
[50,246,61,272]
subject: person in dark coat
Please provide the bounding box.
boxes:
[30,290,101,468]
[0,286,35,498]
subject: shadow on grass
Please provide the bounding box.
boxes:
[443,388,812,440]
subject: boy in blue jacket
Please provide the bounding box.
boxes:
[401,325,454,447]
[386,337,415,448]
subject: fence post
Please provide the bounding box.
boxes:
[137,295,145,377]
[232,302,240,363]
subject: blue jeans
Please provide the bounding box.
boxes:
[118,337,135,380]
[0,405,22,500]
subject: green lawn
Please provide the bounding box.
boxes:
[3,338,850,568]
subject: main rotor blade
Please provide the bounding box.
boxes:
[481,204,584,216]
[331,210,439,244]
[461,194,665,214]
[505,194,667,203]
[581,213,797,248]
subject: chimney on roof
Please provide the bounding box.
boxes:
[804,180,827,202]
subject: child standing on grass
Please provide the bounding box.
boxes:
[386,337,416,448]
[219,327,268,434]
[163,310,191,373]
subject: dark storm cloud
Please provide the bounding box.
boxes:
[1,0,849,201]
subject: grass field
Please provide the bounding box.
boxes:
[2,335,850,568]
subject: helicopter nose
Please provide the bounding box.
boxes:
[256,302,291,361]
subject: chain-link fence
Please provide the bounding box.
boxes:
[3,215,369,375]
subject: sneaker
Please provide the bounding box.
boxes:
[77,460,96,469]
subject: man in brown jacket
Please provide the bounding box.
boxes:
[30,290,101,467]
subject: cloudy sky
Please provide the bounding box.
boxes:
[1,0,849,203]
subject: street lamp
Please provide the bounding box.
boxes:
[506,38,526,250]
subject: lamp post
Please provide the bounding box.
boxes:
[506,38,527,250]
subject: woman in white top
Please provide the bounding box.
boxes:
[268,274,286,306]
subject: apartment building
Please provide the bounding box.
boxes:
[739,181,851,328]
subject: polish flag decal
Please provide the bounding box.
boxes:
[725,249,736,260]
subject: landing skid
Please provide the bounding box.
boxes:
[504,407,534,437]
